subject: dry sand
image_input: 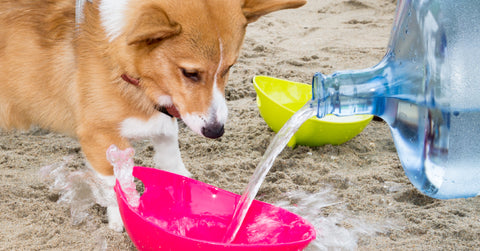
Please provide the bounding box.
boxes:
[1,0,480,250]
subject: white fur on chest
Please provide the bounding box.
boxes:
[119,113,178,140]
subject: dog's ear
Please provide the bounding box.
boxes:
[126,6,181,46]
[242,0,306,23]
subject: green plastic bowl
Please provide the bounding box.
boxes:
[253,76,373,147]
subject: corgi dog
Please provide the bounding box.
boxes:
[0,0,306,231]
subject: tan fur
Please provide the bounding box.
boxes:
[0,0,306,176]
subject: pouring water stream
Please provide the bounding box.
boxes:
[223,100,321,243]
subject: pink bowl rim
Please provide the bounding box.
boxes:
[115,166,317,248]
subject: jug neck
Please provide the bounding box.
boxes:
[312,59,391,119]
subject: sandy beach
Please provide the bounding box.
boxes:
[1,0,479,250]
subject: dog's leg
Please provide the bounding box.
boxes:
[79,130,130,232]
[95,172,124,232]
[152,132,191,177]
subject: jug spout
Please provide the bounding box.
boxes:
[312,61,391,120]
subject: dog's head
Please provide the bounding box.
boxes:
[99,0,306,139]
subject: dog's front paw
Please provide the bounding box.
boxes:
[107,206,124,232]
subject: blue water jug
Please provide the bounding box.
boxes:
[312,0,480,199]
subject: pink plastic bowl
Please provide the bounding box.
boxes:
[114,166,316,250]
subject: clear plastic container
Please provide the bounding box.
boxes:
[312,0,480,199]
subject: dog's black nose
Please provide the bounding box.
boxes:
[201,123,225,139]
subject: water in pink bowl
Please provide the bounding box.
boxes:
[115,166,316,251]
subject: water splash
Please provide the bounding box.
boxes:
[275,190,397,250]
[39,144,141,225]
[106,145,140,208]
[39,156,115,225]
[39,147,139,249]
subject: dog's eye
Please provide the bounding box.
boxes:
[181,68,201,82]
